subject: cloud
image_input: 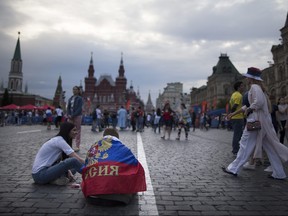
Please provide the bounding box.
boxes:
[0,0,287,105]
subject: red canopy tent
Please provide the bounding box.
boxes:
[37,104,55,110]
[19,104,37,110]
[0,104,19,110]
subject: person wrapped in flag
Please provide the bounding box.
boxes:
[81,128,146,204]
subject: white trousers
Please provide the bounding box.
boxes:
[227,129,286,179]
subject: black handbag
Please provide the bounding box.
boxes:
[246,121,261,131]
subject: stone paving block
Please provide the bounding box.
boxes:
[227,210,264,215]
[0,213,22,216]
[192,204,217,211]
[34,208,70,214]
[0,207,14,213]
[200,211,230,216]
[174,200,202,206]
[0,192,27,199]
[178,211,204,216]
[160,195,184,201]
[165,205,192,211]
[9,201,35,208]
[158,210,178,215]
[12,207,37,214]
[33,202,61,208]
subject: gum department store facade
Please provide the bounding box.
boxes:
[189,13,288,109]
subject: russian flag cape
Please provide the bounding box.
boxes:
[81,135,146,197]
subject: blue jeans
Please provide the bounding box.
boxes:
[231,119,244,154]
[137,117,144,131]
[96,118,103,131]
[32,158,83,184]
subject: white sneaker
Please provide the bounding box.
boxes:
[264,166,272,172]
[243,162,256,170]
[50,177,70,185]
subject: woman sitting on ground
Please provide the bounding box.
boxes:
[32,122,85,185]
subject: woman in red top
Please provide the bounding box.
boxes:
[161,102,174,140]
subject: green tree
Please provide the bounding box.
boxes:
[1,88,10,106]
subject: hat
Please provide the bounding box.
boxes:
[243,67,263,81]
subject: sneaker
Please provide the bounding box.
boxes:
[264,166,272,172]
[161,136,165,140]
[243,162,256,170]
[50,177,70,185]
[176,137,180,140]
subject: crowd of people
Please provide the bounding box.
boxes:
[0,105,64,127]
[89,101,205,141]
[0,109,45,126]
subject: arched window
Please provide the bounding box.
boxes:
[279,66,285,81]
[16,80,19,91]
[10,80,14,90]
[223,84,230,96]
[94,93,98,102]
[270,88,276,104]
[281,85,287,97]
[209,86,214,95]
[269,72,275,83]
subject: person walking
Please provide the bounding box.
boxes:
[131,107,137,132]
[91,107,97,132]
[46,107,53,130]
[191,110,196,132]
[278,97,288,144]
[176,103,190,140]
[55,105,63,129]
[270,100,281,135]
[222,67,288,180]
[161,102,174,140]
[110,110,118,129]
[229,81,245,156]
[67,86,83,152]
[117,106,127,130]
[32,122,84,185]
[103,109,110,128]
[136,106,144,132]
[284,96,288,144]
[95,105,103,132]
[153,108,161,134]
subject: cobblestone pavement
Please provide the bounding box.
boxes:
[0,125,288,216]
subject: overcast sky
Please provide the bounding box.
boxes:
[0,0,287,105]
